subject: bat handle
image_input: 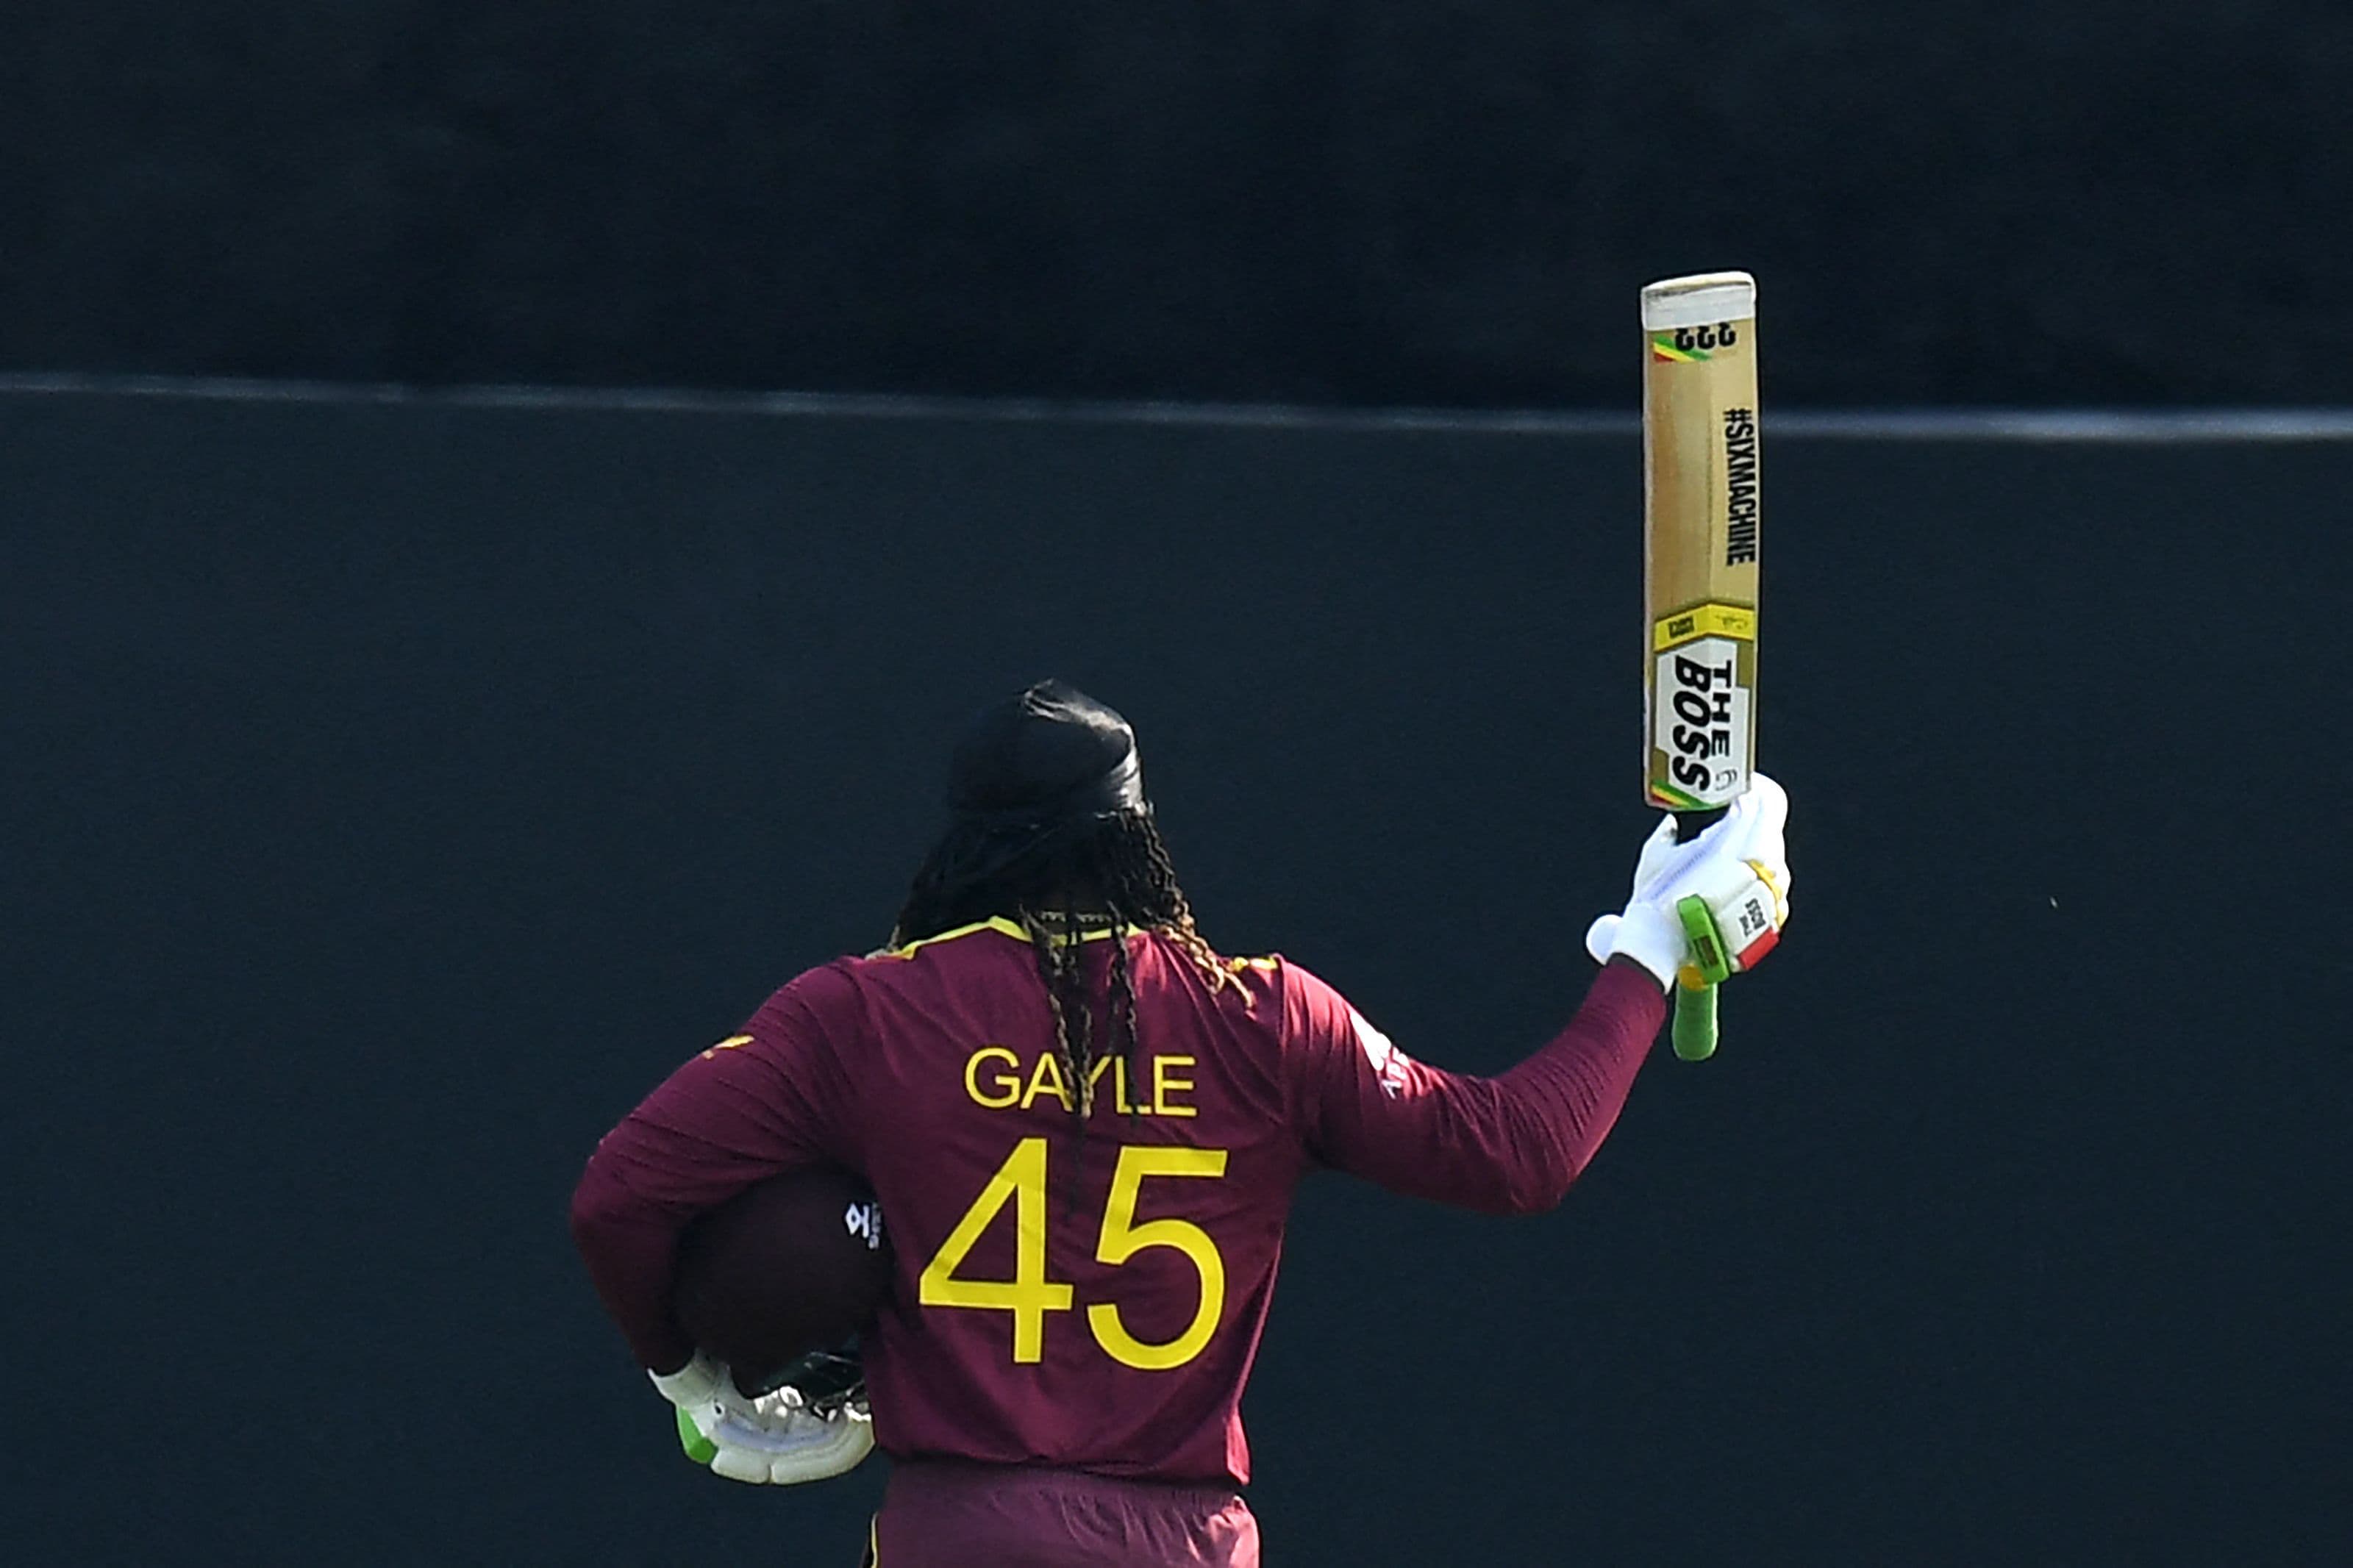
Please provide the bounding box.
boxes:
[1671,977,1718,1062]
[1669,808,1726,1062]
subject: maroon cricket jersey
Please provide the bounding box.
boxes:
[571,920,1666,1486]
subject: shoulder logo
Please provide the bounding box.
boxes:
[699,1034,753,1059]
[843,1200,885,1250]
[1349,1010,1410,1098]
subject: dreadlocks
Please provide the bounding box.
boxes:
[888,680,1232,1148]
[889,809,1234,1121]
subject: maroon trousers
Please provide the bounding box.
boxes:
[863,1460,1260,1568]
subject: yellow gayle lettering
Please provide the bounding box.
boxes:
[965,1046,1023,1109]
[1022,1052,1073,1112]
[964,1048,1196,1117]
[1151,1055,1197,1117]
[1087,1053,1135,1115]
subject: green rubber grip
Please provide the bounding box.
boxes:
[1671,981,1718,1061]
[1671,892,1727,1061]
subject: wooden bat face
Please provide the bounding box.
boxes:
[1642,273,1760,813]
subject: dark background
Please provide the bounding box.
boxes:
[4,2,2351,1564]
[4,3,2352,406]
[4,394,2346,1563]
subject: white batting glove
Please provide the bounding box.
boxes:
[1585,774,1791,989]
[651,1353,874,1486]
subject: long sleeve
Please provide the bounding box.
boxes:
[568,971,858,1372]
[1284,956,1667,1214]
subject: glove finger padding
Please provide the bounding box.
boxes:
[706,1403,875,1486]
[1714,775,1790,888]
[649,1353,728,1409]
[710,1444,775,1484]
[1625,813,1687,899]
[1584,912,1623,964]
[652,1350,876,1486]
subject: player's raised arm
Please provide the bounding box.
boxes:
[1286,777,1790,1213]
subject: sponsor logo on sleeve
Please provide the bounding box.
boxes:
[1351,1010,1410,1098]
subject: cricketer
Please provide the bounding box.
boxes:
[572,680,1793,1565]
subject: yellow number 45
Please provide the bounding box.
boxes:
[917,1137,1228,1370]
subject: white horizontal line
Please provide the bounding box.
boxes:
[1765,408,2353,442]
[1,372,2349,442]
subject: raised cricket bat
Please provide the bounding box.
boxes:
[1640,271,1761,1061]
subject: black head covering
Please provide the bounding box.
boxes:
[894,681,1152,935]
[947,679,1147,829]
